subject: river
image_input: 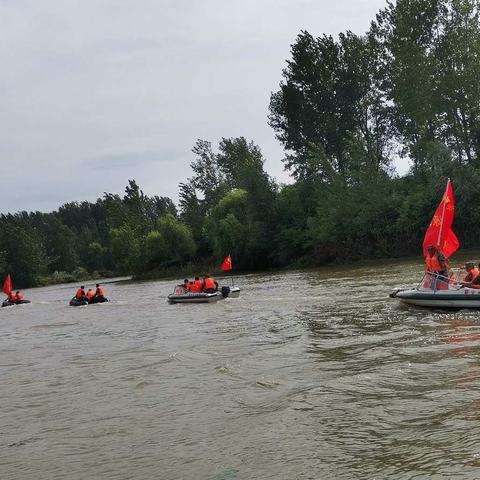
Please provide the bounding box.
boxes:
[2,259,480,479]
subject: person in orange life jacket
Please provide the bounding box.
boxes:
[15,291,23,301]
[95,284,105,298]
[460,261,480,287]
[202,274,218,293]
[194,277,203,291]
[467,262,480,289]
[75,286,86,300]
[8,292,17,302]
[188,277,201,293]
[86,289,95,299]
[182,279,191,292]
[425,245,448,278]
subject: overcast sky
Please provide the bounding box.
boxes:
[0,0,395,214]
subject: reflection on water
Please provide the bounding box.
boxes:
[2,261,480,479]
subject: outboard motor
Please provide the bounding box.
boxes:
[221,286,230,298]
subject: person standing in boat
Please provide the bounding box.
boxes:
[202,274,218,293]
[425,245,448,287]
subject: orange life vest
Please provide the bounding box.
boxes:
[425,254,443,272]
[464,267,480,283]
[16,292,23,300]
[75,288,85,299]
[190,282,201,293]
[9,294,17,302]
[86,290,95,299]
[96,287,105,297]
[203,277,216,291]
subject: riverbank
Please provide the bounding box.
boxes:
[34,268,118,288]
[132,248,480,284]
[24,247,480,290]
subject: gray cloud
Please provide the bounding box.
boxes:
[0,0,389,213]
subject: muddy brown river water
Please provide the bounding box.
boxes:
[2,260,480,479]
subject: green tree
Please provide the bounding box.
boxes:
[110,226,142,274]
[269,30,391,181]
[0,224,47,287]
[146,214,196,266]
[204,189,269,269]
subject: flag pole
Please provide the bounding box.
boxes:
[436,178,450,250]
[229,252,234,286]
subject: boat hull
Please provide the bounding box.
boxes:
[1,299,31,308]
[69,296,109,306]
[168,292,223,304]
[69,298,88,306]
[393,288,480,308]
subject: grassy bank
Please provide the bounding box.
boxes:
[35,268,118,287]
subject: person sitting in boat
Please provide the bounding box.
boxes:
[15,291,23,301]
[202,274,218,293]
[425,245,448,278]
[7,292,17,303]
[75,286,86,300]
[193,276,203,292]
[460,261,480,287]
[182,279,191,292]
[95,284,105,299]
[86,288,95,300]
[188,277,203,293]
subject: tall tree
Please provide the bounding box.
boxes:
[269,30,392,182]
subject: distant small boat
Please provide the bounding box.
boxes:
[1,273,30,307]
[1,299,31,308]
[168,285,241,304]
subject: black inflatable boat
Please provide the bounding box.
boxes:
[69,296,109,306]
[1,299,31,307]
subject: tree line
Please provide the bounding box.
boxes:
[2,0,480,287]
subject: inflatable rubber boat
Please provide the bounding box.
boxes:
[69,296,109,306]
[1,299,31,308]
[390,272,480,308]
[168,285,241,304]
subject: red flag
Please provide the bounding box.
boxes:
[221,255,232,271]
[423,179,459,259]
[2,274,12,295]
